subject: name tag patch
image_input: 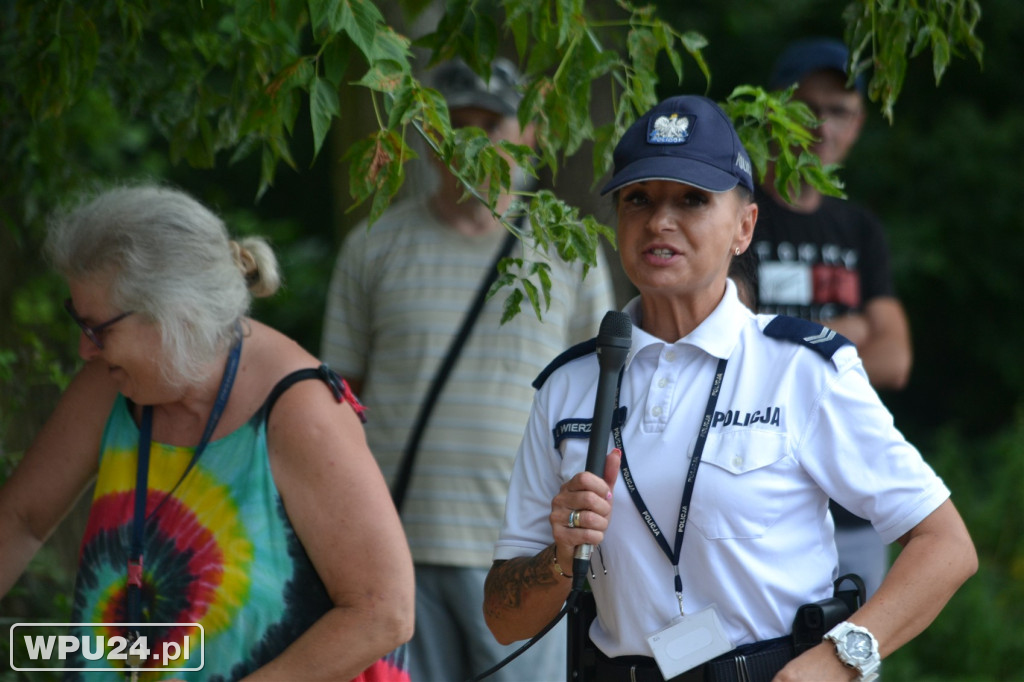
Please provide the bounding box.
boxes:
[552,419,592,448]
[552,407,628,449]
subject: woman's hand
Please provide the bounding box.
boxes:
[549,448,621,575]
[771,643,856,681]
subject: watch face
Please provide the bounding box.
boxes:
[843,631,874,661]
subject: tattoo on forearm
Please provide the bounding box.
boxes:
[484,547,561,617]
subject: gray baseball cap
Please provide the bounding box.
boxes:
[429,58,524,117]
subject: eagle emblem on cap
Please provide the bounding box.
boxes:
[648,113,692,144]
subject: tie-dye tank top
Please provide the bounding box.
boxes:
[67,372,408,681]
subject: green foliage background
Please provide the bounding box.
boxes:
[1,0,1021,680]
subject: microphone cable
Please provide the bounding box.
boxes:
[465,586,587,682]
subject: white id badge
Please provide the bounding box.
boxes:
[646,605,734,679]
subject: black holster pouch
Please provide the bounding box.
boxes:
[792,573,866,654]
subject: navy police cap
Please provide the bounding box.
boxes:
[600,95,754,196]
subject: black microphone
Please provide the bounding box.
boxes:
[573,310,632,588]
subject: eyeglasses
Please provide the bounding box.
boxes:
[805,103,862,129]
[64,298,134,349]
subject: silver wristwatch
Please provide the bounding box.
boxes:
[824,621,880,682]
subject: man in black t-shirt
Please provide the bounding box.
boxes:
[754,38,911,393]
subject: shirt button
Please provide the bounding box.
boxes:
[651,406,663,417]
[732,455,744,468]
[657,377,668,388]
[664,351,677,362]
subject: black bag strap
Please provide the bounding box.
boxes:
[261,364,350,421]
[390,224,520,512]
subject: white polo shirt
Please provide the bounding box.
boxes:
[494,280,949,657]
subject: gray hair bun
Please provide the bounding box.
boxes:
[230,237,281,298]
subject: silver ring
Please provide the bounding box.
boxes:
[568,510,582,529]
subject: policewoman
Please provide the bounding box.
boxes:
[483,95,976,681]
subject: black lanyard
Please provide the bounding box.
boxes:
[126,332,243,624]
[613,356,728,615]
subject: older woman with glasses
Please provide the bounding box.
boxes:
[0,184,414,681]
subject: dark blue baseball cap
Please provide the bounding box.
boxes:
[769,38,867,95]
[600,95,754,196]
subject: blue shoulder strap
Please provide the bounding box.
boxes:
[763,315,852,360]
[532,338,597,389]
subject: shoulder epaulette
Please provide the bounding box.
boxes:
[532,338,597,389]
[763,315,852,360]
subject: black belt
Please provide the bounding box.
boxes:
[591,635,795,682]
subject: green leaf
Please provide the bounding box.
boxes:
[413,85,452,140]
[258,142,278,199]
[321,36,352,87]
[521,278,542,319]
[534,262,553,304]
[507,0,532,57]
[367,157,406,225]
[931,27,952,84]
[413,0,472,59]
[311,0,384,59]
[342,130,416,222]
[488,268,521,299]
[371,26,413,65]
[470,12,500,69]
[679,29,711,89]
[266,58,315,100]
[343,135,380,206]
[354,59,407,94]
[500,288,525,325]
[309,76,341,159]
[386,76,419,131]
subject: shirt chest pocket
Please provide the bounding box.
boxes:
[687,430,794,540]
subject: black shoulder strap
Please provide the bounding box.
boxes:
[262,364,351,422]
[390,226,520,513]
